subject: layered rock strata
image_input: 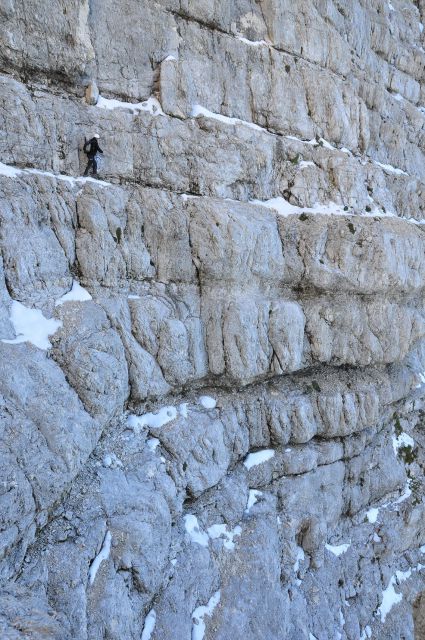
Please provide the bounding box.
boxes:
[1,1,425,639]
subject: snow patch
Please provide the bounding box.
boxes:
[127,406,178,433]
[392,431,415,455]
[246,489,262,513]
[299,160,315,168]
[141,609,157,640]
[191,590,221,640]
[2,301,62,350]
[243,448,275,470]
[88,531,112,585]
[207,524,242,551]
[198,395,217,409]
[55,280,92,306]
[96,95,164,116]
[325,542,351,556]
[184,515,209,547]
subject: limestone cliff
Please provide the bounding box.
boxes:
[0,1,425,639]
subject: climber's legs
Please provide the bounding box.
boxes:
[83,157,97,176]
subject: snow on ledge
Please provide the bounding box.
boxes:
[55,280,92,306]
[2,301,62,350]
[235,34,269,47]
[141,609,157,640]
[88,530,112,585]
[191,104,265,132]
[250,197,348,217]
[192,590,221,640]
[96,95,164,116]
[127,406,178,433]
[373,160,408,176]
[0,161,22,177]
[325,542,351,556]
[244,449,275,470]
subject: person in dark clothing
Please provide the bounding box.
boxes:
[83,133,103,177]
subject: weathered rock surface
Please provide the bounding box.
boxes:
[1,1,425,639]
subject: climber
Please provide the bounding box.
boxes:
[83,133,103,177]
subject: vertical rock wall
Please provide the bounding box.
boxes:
[0,1,425,638]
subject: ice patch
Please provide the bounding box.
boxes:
[325,542,351,556]
[191,590,221,640]
[96,95,164,116]
[192,104,265,132]
[141,609,157,640]
[246,489,262,513]
[2,301,62,350]
[198,395,216,409]
[88,531,112,585]
[184,515,209,547]
[127,406,178,433]
[243,448,275,470]
[55,280,92,306]
[207,524,242,551]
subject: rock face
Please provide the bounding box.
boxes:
[0,1,425,639]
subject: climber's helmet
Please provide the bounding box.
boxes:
[94,133,100,139]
